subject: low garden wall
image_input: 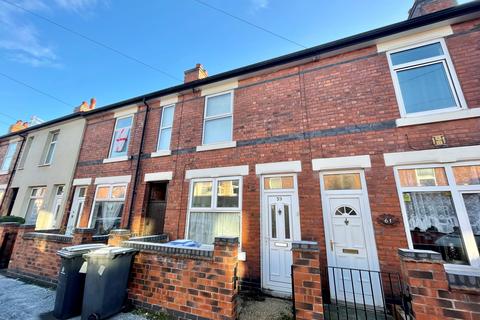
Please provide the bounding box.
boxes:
[7,226,104,286]
[0,222,21,268]
[398,248,480,320]
[123,236,239,320]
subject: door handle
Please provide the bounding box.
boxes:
[330,240,335,251]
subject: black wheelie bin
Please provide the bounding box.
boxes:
[81,247,137,320]
[53,243,107,319]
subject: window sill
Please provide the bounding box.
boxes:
[444,264,480,277]
[0,170,8,175]
[196,141,237,152]
[102,156,129,164]
[37,163,51,168]
[396,108,480,127]
[151,150,171,158]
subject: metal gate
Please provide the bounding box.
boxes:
[322,266,412,320]
[0,232,17,269]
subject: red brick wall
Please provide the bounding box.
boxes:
[399,249,480,320]
[127,237,239,320]
[71,18,480,287]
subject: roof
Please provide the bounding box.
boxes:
[1,0,479,141]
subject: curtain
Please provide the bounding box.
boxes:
[188,212,240,244]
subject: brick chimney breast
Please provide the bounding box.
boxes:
[184,64,208,83]
[409,0,457,19]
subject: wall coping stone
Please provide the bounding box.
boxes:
[23,232,73,243]
[0,222,20,227]
[92,235,109,241]
[73,228,96,234]
[214,236,239,245]
[110,229,131,235]
[398,248,443,261]
[129,234,168,243]
[19,224,36,229]
[123,240,214,259]
[292,240,319,251]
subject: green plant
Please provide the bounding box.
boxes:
[133,308,172,320]
[0,216,25,224]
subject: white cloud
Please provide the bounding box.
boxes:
[0,0,99,67]
[250,0,269,11]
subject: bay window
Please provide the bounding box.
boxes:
[387,39,466,117]
[187,177,241,245]
[202,92,233,145]
[89,184,127,234]
[108,116,133,159]
[395,163,480,268]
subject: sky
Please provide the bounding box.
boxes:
[0,0,474,133]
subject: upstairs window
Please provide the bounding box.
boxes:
[1,142,17,172]
[43,131,59,165]
[18,137,34,169]
[157,105,175,151]
[388,40,465,116]
[109,115,133,158]
[202,92,233,145]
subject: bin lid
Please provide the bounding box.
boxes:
[83,246,137,259]
[57,243,107,258]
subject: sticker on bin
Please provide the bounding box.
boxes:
[98,265,106,276]
[79,261,88,274]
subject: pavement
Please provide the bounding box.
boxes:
[0,274,147,320]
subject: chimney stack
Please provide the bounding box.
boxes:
[409,0,457,19]
[184,64,208,83]
[75,98,97,112]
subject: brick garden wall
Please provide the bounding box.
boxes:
[69,17,480,289]
[399,249,480,320]
[124,237,239,320]
[7,227,101,285]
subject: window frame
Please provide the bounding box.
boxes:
[43,131,59,165]
[186,176,243,246]
[108,115,133,159]
[25,186,46,224]
[201,91,234,146]
[386,38,467,118]
[1,142,17,172]
[88,183,128,228]
[18,136,34,170]
[156,104,175,152]
[393,161,480,271]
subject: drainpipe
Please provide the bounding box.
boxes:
[0,134,26,216]
[125,97,150,230]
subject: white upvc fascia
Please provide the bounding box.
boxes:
[151,150,172,157]
[0,184,7,189]
[103,156,129,164]
[0,170,8,176]
[255,160,302,175]
[94,175,132,185]
[113,105,138,118]
[376,25,453,52]
[196,141,236,152]
[72,178,92,186]
[312,155,371,171]
[145,171,173,182]
[200,80,238,97]
[384,145,480,166]
[160,94,178,107]
[396,108,480,127]
[185,165,249,179]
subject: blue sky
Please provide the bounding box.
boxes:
[0,0,473,133]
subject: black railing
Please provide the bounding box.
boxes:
[322,266,412,320]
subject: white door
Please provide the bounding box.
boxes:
[261,174,301,295]
[321,171,383,307]
[66,186,86,235]
[51,185,65,228]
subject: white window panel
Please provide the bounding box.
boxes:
[44,131,59,165]
[89,183,127,235]
[157,104,175,151]
[1,142,17,172]
[202,92,234,145]
[108,115,133,159]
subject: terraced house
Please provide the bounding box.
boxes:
[0,0,479,319]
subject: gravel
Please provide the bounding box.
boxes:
[0,274,146,320]
[238,292,293,320]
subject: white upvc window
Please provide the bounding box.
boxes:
[108,115,133,159]
[18,136,34,169]
[25,187,46,225]
[51,185,65,227]
[202,91,233,145]
[394,162,480,270]
[186,176,242,245]
[43,131,59,165]
[157,104,175,151]
[387,39,467,117]
[89,183,127,235]
[1,142,17,172]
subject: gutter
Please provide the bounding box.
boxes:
[0,1,479,141]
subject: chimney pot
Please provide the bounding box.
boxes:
[184,64,208,83]
[409,0,457,19]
